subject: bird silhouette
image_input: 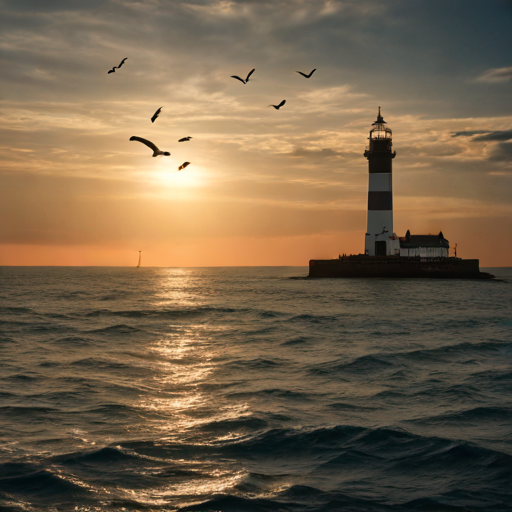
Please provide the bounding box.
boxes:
[269,100,286,110]
[108,58,127,74]
[375,225,388,237]
[296,69,316,78]
[129,136,170,157]
[151,107,162,123]
[231,68,255,84]
[178,136,192,142]
[178,162,191,171]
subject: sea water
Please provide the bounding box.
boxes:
[0,267,511,511]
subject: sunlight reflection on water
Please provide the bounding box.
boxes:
[1,267,510,511]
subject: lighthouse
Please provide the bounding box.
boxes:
[307,107,494,278]
[364,108,399,256]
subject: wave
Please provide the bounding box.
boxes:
[89,323,144,334]
[52,335,94,345]
[197,416,269,436]
[0,306,33,314]
[288,313,340,324]
[406,406,512,425]
[72,357,137,370]
[309,354,395,377]
[309,340,510,379]
[2,423,511,511]
[2,267,511,511]
[54,446,146,466]
[85,306,245,319]
[178,494,303,511]
[281,336,311,345]
[227,388,312,401]
[395,340,510,361]
[0,466,86,498]
[473,369,512,383]
[3,373,40,382]
[223,357,290,372]
[177,486,510,512]
[0,405,58,416]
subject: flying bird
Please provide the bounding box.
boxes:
[296,69,316,78]
[269,100,286,110]
[151,107,163,123]
[375,225,388,237]
[178,136,192,142]
[231,68,255,84]
[178,162,191,171]
[129,136,170,157]
[107,58,127,74]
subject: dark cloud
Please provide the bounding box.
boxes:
[451,130,512,142]
[489,141,512,162]
[451,130,491,138]
[452,130,512,142]
[2,0,512,117]
[0,0,107,12]
[473,130,512,142]
[288,147,345,159]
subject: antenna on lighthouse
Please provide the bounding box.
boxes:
[137,251,142,268]
[454,244,457,258]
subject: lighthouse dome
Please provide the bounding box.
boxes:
[370,107,392,140]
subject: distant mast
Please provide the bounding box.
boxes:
[137,251,142,268]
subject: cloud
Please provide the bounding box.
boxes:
[451,130,491,138]
[0,0,106,11]
[1,0,512,264]
[451,129,512,142]
[489,142,512,162]
[473,130,512,142]
[287,147,345,159]
[475,66,512,83]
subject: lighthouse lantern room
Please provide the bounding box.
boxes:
[364,108,400,256]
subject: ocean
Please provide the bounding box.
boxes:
[0,266,511,512]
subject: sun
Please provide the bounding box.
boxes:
[157,160,204,189]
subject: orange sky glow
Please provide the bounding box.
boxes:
[1,1,511,267]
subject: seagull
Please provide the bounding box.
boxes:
[178,162,190,171]
[375,225,388,237]
[129,136,170,157]
[231,68,255,84]
[269,100,286,110]
[107,58,127,74]
[296,69,316,78]
[151,107,162,123]
[178,136,192,142]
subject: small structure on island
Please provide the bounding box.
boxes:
[308,108,493,279]
[399,230,449,258]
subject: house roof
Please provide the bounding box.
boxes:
[399,230,450,249]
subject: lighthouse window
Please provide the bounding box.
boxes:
[371,128,391,140]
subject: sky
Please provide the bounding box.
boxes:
[0,0,511,267]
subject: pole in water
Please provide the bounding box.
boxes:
[137,251,142,268]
